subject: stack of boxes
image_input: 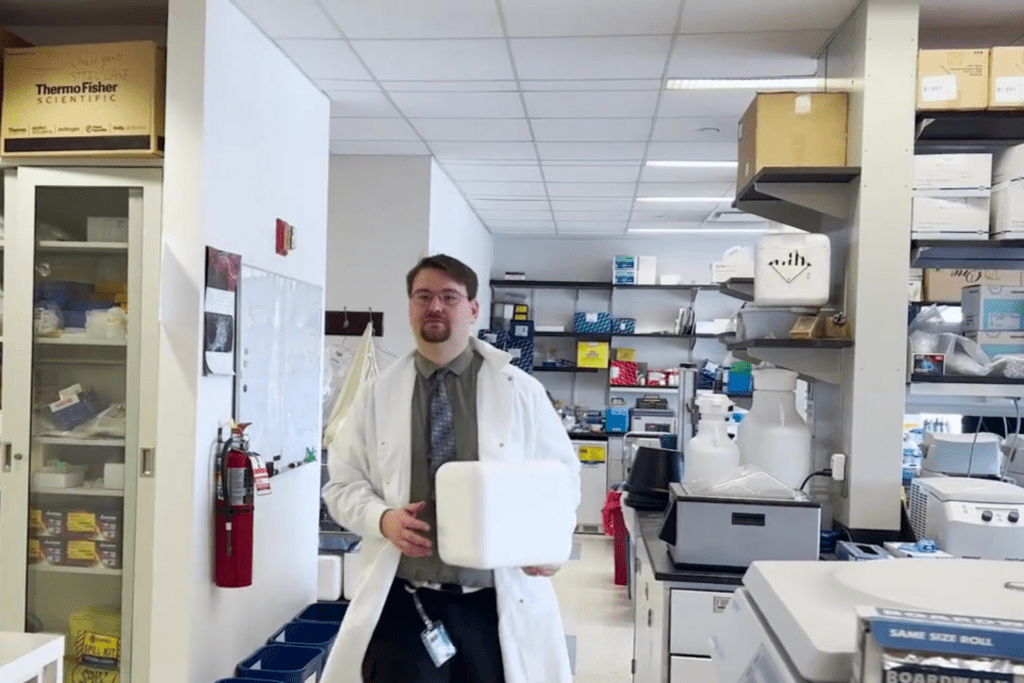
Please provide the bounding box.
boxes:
[28,501,122,571]
[613,255,657,285]
[917,47,1024,112]
[993,144,1024,240]
[504,321,535,374]
[963,285,1024,357]
[912,153,992,240]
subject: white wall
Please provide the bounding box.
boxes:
[325,155,432,358]
[155,1,330,682]
[428,160,494,331]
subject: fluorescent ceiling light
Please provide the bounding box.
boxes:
[635,196,732,203]
[628,227,767,234]
[666,77,856,90]
[646,160,738,168]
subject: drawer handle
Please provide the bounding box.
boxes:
[647,609,652,627]
[731,512,765,527]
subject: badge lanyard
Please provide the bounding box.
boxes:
[405,584,457,667]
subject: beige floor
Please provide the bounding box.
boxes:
[554,533,634,682]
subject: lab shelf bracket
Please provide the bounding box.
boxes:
[734,167,861,232]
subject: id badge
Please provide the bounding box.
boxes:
[421,621,457,668]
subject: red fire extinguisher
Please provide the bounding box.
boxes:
[215,422,255,588]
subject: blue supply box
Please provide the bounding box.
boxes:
[507,320,534,340]
[574,312,612,334]
[505,334,535,374]
[605,407,629,433]
[612,318,636,335]
[478,329,508,350]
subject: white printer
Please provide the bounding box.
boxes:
[712,560,1024,683]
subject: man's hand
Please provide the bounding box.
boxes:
[523,565,561,578]
[381,502,433,558]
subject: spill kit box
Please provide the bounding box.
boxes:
[2,41,165,157]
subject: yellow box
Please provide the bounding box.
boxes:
[917,49,989,111]
[615,347,636,362]
[578,445,606,463]
[577,341,610,369]
[737,92,849,192]
[990,47,1024,110]
[2,41,165,157]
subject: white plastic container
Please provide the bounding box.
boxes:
[435,460,575,570]
[755,232,831,306]
[105,307,126,341]
[685,394,741,487]
[316,554,342,601]
[737,369,813,490]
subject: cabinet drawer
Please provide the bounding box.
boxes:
[670,589,732,656]
[670,655,716,683]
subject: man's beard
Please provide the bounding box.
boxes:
[421,319,451,343]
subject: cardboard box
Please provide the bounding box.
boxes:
[989,46,1024,110]
[737,92,848,192]
[913,153,992,192]
[2,41,166,157]
[615,347,636,362]
[966,330,1024,356]
[924,269,1023,303]
[917,49,990,111]
[962,285,1024,332]
[911,196,990,238]
[577,341,610,369]
[610,360,639,386]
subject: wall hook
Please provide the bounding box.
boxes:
[342,307,349,328]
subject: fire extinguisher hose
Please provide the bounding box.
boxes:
[219,437,234,558]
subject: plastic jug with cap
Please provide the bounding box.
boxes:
[736,368,812,490]
[685,394,740,487]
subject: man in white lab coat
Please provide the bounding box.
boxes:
[321,254,581,683]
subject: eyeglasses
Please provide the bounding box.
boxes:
[411,290,470,307]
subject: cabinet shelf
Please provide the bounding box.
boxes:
[28,564,121,576]
[35,336,127,347]
[718,278,754,302]
[36,241,128,254]
[734,166,861,232]
[34,436,125,447]
[490,279,611,290]
[613,284,719,291]
[915,110,1024,149]
[911,239,1024,270]
[31,486,124,497]
[721,334,851,385]
[907,376,1024,417]
[533,366,603,374]
[534,332,611,341]
[608,386,678,394]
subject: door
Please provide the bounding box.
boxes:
[0,167,161,683]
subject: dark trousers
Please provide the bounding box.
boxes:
[362,579,506,683]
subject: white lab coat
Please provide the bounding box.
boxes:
[321,337,581,683]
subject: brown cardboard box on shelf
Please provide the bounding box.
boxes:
[989,47,1024,110]
[2,41,165,157]
[922,268,1023,303]
[0,27,32,127]
[736,92,849,193]
[917,49,989,111]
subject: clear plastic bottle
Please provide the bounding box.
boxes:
[685,394,740,487]
[737,369,812,490]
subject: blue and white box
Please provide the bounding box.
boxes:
[478,329,508,350]
[605,407,630,433]
[508,321,535,340]
[574,312,612,334]
[612,318,636,335]
[614,269,636,285]
[962,285,1024,332]
[614,255,636,270]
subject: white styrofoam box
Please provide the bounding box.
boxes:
[342,544,361,601]
[966,330,1024,356]
[914,153,992,192]
[962,285,1024,332]
[86,217,129,243]
[638,256,657,285]
[670,589,732,656]
[103,463,125,490]
[995,143,1024,184]
[912,196,990,236]
[435,460,575,570]
[31,465,87,489]
[317,555,343,601]
[754,233,831,306]
[992,178,1024,237]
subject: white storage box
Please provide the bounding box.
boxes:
[992,179,1024,239]
[317,555,342,601]
[966,330,1024,356]
[103,463,125,490]
[638,256,657,285]
[435,460,575,570]
[994,143,1024,185]
[86,217,129,243]
[31,465,87,489]
[754,233,831,306]
[962,285,1024,332]
[914,153,992,192]
[912,196,990,239]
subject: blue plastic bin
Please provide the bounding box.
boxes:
[268,621,339,654]
[295,602,348,624]
[236,645,324,683]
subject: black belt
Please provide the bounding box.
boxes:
[401,579,477,595]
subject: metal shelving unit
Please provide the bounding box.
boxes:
[733,166,862,232]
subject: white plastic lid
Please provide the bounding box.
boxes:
[695,394,733,418]
[751,368,798,391]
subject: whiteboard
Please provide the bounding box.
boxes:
[235,266,324,468]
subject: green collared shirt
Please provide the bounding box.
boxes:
[396,345,494,587]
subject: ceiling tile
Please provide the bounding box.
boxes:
[921,0,1024,28]
[486,220,556,229]
[546,182,637,197]
[458,180,547,197]
[557,222,629,232]
[350,39,514,81]
[542,164,642,183]
[646,142,737,162]
[667,31,832,79]
[390,92,526,118]
[430,141,538,161]
[521,80,662,92]
[510,36,674,80]
[236,0,339,38]
[550,199,635,212]
[524,91,660,119]
[478,210,555,220]
[327,90,402,117]
[382,81,519,92]
[317,79,381,92]
[329,118,420,141]
[490,228,557,234]
[651,117,738,142]
[640,165,737,183]
[554,211,633,221]
[627,221,704,231]
[501,0,682,37]
[319,0,503,38]
[532,118,652,142]
[412,118,533,142]
[632,209,721,222]
[277,40,371,80]
[469,199,552,212]
[679,0,858,32]
[444,163,544,182]
[657,90,758,118]
[637,182,733,197]
[329,141,430,155]
[918,27,1024,49]
[537,142,647,162]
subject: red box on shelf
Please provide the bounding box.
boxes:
[610,361,638,386]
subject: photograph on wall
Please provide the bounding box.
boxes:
[204,246,241,376]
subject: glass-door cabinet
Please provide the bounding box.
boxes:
[0,167,162,683]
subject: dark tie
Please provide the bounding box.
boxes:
[429,369,456,484]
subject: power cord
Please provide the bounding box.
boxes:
[800,468,833,491]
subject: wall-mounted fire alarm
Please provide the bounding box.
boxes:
[276,219,296,256]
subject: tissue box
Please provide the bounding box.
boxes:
[966,330,1024,356]
[577,342,610,369]
[610,361,639,386]
[962,285,1024,332]
[573,312,612,334]
[435,461,574,569]
[612,318,636,335]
